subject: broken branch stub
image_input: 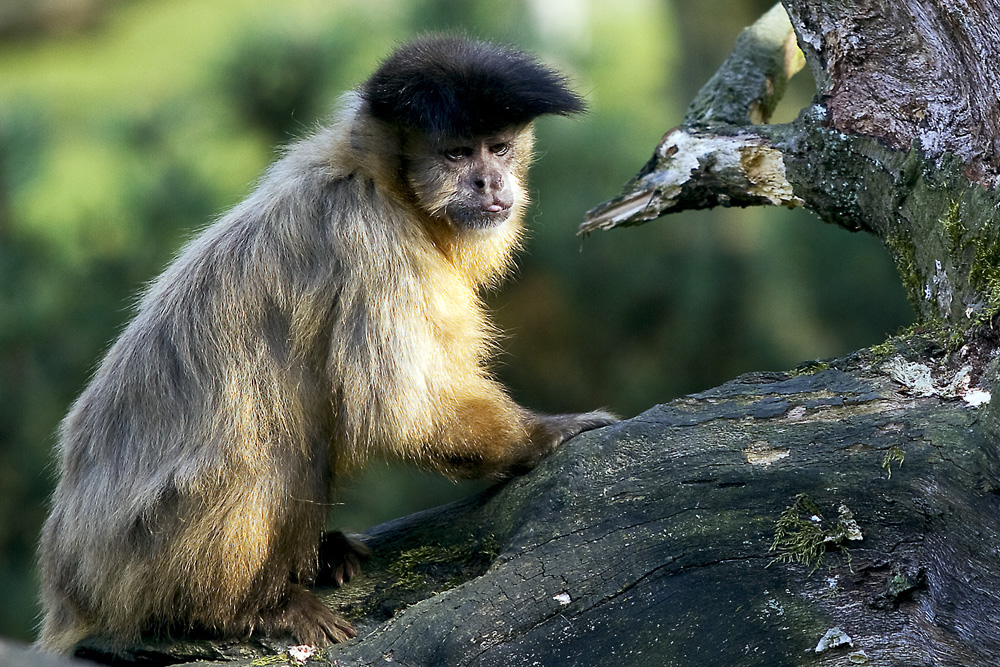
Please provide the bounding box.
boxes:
[580,127,802,233]
[580,2,804,234]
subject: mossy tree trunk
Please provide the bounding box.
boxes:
[75,3,1000,666]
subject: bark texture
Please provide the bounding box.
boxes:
[788,0,1000,187]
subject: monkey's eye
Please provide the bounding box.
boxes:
[490,142,511,156]
[444,146,474,161]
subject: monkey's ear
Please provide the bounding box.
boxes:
[362,36,585,138]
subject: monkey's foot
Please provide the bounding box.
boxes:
[258,585,356,646]
[316,531,371,587]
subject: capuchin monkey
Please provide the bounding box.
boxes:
[38,36,616,653]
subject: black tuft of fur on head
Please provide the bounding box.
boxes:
[362,36,585,138]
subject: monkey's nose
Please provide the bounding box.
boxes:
[472,174,503,193]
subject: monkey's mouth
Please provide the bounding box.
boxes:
[446,201,513,229]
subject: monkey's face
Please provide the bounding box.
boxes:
[406,126,532,231]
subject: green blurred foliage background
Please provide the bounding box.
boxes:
[0,0,912,641]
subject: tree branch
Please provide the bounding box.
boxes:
[583,1,1000,328]
[581,3,804,233]
[686,2,804,126]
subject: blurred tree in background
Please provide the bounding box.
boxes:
[0,0,912,642]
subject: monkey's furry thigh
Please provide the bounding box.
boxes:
[38,462,358,650]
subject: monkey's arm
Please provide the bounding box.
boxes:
[416,378,617,479]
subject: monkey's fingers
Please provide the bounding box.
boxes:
[318,612,358,643]
[570,410,620,433]
[531,410,619,449]
[294,608,356,645]
[500,410,619,476]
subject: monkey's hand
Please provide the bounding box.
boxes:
[316,532,371,587]
[513,410,618,475]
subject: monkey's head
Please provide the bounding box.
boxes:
[361,37,585,230]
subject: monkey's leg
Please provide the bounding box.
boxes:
[170,484,357,646]
[315,532,371,587]
[226,541,359,645]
